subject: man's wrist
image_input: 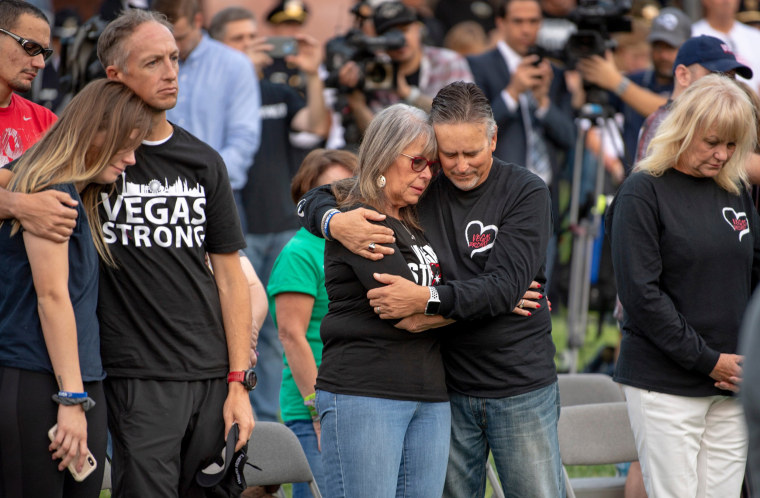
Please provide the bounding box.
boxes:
[322,208,340,241]
[405,86,421,105]
[8,190,22,219]
[304,69,320,80]
[614,76,631,97]
[506,84,520,102]
[422,285,439,315]
[227,381,248,394]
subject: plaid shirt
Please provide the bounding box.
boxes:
[368,45,474,111]
[634,100,672,165]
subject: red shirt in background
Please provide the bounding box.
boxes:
[0,93,57,167]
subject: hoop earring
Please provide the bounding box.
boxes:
[376,175,386,188]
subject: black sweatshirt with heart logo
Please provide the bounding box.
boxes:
[607,168,760,396]
[301,157,556,399]
[417,158,556,398]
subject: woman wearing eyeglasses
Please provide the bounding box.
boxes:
[316,104,450,498]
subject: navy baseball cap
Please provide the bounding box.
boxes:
[673,35,753,79]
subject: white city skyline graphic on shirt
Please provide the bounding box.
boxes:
[100,173,208,249]
[121,174,205,197]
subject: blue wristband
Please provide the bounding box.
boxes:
[57,390,88,399]
[323,208,340,241]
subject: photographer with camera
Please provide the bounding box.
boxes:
[466,0,575,188]
[576,7,691,171]
[336,1,473,135]
[466,0,574,292]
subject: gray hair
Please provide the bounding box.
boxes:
[0,0,49,31]
[430,81,497,140]
[97,9,173,73]
[338,104,436,229]
[208,7,255,41]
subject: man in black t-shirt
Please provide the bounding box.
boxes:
[93,10,254,497]
[302,82,561,497]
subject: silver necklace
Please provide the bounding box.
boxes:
[398,220,415,240]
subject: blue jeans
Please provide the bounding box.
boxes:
[444,382,564,498]
[285,419,326,498]
[316,390,451,498]
[244,230,297,422]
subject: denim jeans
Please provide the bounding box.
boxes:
[444,381,564,498]
[285,419,326,498]
[316,390,451,498]
[244,230,297,422]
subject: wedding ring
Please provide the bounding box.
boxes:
[368,242,376,252]
[519,299,525,309]
[375,306,381,314]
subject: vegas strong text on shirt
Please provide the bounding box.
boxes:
[96,125,245,380]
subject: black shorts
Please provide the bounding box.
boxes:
[105,377,227,498]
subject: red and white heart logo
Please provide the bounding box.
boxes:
[465,220,498,257]
[722,207,749,241]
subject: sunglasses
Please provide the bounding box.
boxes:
[400,153,440,174]
[0,28,53,61]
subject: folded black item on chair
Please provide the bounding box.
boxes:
[196,423,250,497]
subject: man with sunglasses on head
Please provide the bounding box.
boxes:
[0,0,77,242]
[0,0,56,167]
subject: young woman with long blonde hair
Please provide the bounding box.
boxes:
[0,78,151,497]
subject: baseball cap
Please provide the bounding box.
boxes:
[673,35,753,79]
[266,0,309,25]
[648,7,692,47]
[53,9,81,39]
[195,423,242,488]
[373,1,418,35]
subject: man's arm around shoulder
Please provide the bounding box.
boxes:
[0,170,78,241]
[297,184,395,260]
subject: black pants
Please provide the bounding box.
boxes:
[0,367,107,498]
[105,377,227,498]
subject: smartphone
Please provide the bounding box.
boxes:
[48,424,98,482]
[526,45,544,67]
[267,36,298,59]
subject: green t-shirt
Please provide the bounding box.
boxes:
[267,228,328,421]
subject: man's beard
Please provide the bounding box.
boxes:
[9,79,32,94]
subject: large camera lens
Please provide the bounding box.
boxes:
[363,61,395,91]
[365,62,388,83]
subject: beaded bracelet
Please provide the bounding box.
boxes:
[52,392,96,412]
[303,392,319,421]
[322,208,340,241]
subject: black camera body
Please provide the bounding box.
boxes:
[565,0,632,66]
[533,0,632,69]
[324,29,406,92]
